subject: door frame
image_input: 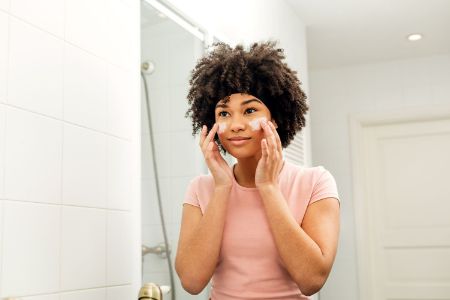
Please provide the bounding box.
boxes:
[348,104,450,300]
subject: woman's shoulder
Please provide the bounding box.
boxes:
[283,160,330,178]
[188,173,215,190]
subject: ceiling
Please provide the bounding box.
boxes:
[285,0,450,70]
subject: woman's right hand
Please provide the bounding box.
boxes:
[200,123,233,188]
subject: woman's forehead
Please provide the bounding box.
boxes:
[215,93,262,108]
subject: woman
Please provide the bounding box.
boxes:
[175,41,340,299]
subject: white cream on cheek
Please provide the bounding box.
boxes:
[218,122,227,134]
[249,117,268,131]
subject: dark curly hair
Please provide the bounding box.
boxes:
[184,40,309,154]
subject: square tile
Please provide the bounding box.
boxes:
[107,136,132,210]
[0,105,5,198]
[107,211,133,285]
[65,0,107,58]
[60,288,105,300]
[60,206,106,290]
[4,107,62,203]
[8,17,63,118]
[63,43,107,132]
[107,64,134,140]
[11,0,64,37]
[62,124,106,208]
[2,201,60,296]
[0,11,7,103]
[106,285,133,300]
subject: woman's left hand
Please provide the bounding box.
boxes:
[255,120,284,188]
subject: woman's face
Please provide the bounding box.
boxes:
[214,93,277,158]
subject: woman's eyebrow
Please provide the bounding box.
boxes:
[215,98,262,109]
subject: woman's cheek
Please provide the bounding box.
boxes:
[249,116,268,131]
[218,122,227,134]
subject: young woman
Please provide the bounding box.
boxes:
[175,41,340,300]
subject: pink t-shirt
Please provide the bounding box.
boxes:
[182,160,340,299]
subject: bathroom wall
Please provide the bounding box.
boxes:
[309,53,450,300]
[140,17,207,299]
[0,0,141,299]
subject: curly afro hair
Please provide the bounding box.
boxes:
[184,40,309,155]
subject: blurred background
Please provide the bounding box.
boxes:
[0,0,449,299]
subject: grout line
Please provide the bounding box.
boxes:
[7,13,134,73]
[3,102,132,142]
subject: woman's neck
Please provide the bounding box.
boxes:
[233,158,259,188]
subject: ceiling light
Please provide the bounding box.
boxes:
[407,33,423,41]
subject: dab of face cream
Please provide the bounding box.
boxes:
[249,117,267,131]
[218,122,227,134]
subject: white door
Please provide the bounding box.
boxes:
[357,117,450,299]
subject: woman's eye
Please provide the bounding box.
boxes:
[217,108,256,117]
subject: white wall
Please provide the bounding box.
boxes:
[309,53,450,300]
[0,0,141,299]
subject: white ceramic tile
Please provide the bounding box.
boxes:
[106,285,133,300]
[106,137,132,210]
[62,124,106,208]
[169,131,198,177]
[107,64,136,140]
[168,34,196,85]
[141,131,170,179]
[60,288,106,300]
[65,0,107,59]
[141,224,170,273]
[167,176,191,224]
[169,83,191,132]
[63,43,107,132]
[0,200,3,297]
[23,294,60,300]
[2,201,60,296]
[0,11,7,103]
[142,36,170,91]
[11,0,64,38]
[0,105,4,198]
[107,211,133,285]
[106,0,135,70]
[60,206,106,290]
[141,87,170,134]
[8,17,63,118]
[4,107,62,203]
[141,177,169,226]
[0,0,9,12]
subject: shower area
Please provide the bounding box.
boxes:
[140,0,227,298]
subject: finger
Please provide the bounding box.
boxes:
[262,120,276,151]
[199,125,207,146]
[202,123,218,152]
[262,138,268,159]
[269,121,282,153]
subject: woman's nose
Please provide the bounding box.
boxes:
[229,117,247,132]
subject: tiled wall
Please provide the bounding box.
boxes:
[140,19,208,299]
[0,0,140,299]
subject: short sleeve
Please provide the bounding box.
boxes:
[183,176,200,207]
[309,167,340,205]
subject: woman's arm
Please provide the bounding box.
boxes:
[175,185,232,295]
[258,185,340,296]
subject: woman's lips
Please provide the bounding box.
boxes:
[228,138,251,146]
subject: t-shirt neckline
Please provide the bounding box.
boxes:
[231,159,287,192]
